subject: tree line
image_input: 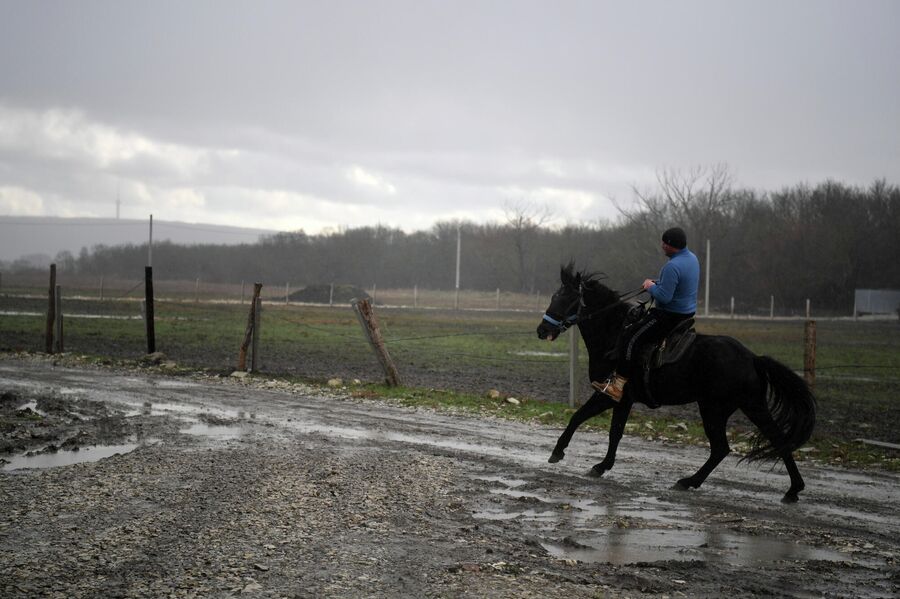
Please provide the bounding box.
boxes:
[17,171,900,314]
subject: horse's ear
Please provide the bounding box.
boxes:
[560,262,576,285]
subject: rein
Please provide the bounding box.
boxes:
[542,285,647,331]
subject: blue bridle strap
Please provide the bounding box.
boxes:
[542,313,577,328]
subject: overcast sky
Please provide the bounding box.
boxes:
[0,0,897,235]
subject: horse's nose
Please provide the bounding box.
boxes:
[536,323,556,341]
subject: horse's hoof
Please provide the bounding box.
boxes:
[548,451,564,463]
[781,492,800,504]
[587,465,607,478]
[673,479,695,491]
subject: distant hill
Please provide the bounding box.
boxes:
[0,216,277,264]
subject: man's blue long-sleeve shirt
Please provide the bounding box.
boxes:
[648,247,700,314]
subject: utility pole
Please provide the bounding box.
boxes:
[148,214,153,267]
[454,225,461,309]
[704,239,710,317]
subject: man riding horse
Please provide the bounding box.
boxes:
[596,227,700,401]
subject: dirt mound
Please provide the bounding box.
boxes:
[288,284,372,304]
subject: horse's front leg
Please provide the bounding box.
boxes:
[588,399,634,477]
[548,392,616,463]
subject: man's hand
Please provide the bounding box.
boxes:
[642,278,655,291]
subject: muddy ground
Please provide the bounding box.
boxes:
[1,354,898,598]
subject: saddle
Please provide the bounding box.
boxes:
[635,318,696,407]
[644,317,696,370]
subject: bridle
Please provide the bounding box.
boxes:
[541,283,648,333]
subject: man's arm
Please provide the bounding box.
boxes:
[647,263,679,304]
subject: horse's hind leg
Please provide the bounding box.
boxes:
[676,406,731,490]
[742,408,806,502]
[549,392,615,462]
[779,453,805,503]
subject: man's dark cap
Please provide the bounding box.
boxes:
[662,227,687,249]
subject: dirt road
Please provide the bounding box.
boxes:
[1,355,897,598]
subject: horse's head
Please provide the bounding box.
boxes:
[536,263,583,341]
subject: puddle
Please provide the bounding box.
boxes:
[541,528,846,565]
[284,420,545,465]
[123,401,243,421]
[152,380,201,389]
[472,475,528,488]
[510,351,568,358]
[178,422,245,439]
[2,442,148,471]
[475,488,696,530]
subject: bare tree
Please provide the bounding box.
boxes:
[503,200,551,292]
[619,163,736,247]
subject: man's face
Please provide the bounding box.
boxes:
[662,242,679,257]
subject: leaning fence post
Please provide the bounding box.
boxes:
[352,298,401,386]
[238,283,263,371]
[45,264,57,353]
[55,285,63,353]
[568,327,579,407]
[804,320,816,391]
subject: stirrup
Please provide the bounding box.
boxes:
[591,374,627,402]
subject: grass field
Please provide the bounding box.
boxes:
[2,287,898,471]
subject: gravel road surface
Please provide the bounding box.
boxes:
[1,355,897,598]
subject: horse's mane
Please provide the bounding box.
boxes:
[560,262,621,307]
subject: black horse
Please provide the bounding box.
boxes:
[536,264,817,502]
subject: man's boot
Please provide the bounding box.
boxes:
[592,373,628,402]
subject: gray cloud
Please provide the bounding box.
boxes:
[0,0,897,233]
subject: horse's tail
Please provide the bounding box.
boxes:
[745,356,817,462]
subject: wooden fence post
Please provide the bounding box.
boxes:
[145,266,156,354]
[413,285,418,308]
[251,296,262,372]
[238,283,263,371]
[55,285,63,353]
[496,288,500,310]
[329,282,334,307]
[352,298,401,386]
[99,275,104,301]
[45,264,56,353]
[568,327,579,407]
[804,320,816,391]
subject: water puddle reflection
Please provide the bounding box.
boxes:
[178,422,245,439]
[541,528,845,565]
[2,442,153,471]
